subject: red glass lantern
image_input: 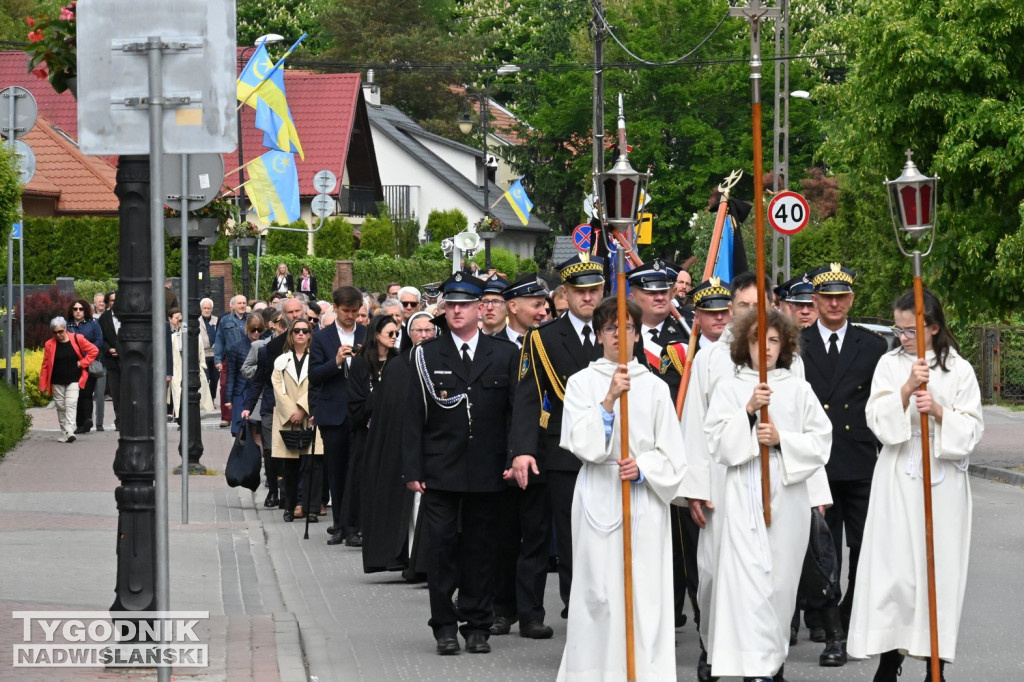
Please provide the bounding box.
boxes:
[885,150,939,242]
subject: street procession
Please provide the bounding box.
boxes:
[2,0,1021,681]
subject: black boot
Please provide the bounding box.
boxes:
[923,659,946,682]
[873,649,905,682]
[819,607,847,667]
[773,663,785,681]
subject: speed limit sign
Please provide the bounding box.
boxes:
[767,190,810,235]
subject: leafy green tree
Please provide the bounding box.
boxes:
[265,221,309,255]
[0,0,51,43]
[814,0,1024,327]
[0,147,20,247]
[423,208,467,243]
[235,0,332,54]
[359,213,396,255]
[316,216,356,260]
[471,247,518,278]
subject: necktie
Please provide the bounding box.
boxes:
[461,343,473,372]
[648,328,659,344]
[582,324,594,357]
[828,332,840,368]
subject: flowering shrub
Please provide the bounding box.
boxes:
[223,218,262,240]
[473,216,504,233]
[24,2,77,94]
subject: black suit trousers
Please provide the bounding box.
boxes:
[493,482,551,623]
[548,469,578,610]
[106,364,121,426]
[825,478,872,627]
[422,489,499,638]
[671,504,701,627]
[320,423,352,532]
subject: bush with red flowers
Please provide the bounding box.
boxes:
[24,2,77,95]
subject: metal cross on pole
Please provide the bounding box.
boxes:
[731,0,780,527]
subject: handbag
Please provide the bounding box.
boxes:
[279,423,314,450]
[225,427,262,491]
[797,509,841,611]
[88,360,107,377]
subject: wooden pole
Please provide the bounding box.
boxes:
[911,255,941,682]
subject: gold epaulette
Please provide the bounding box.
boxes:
[666,343,686,376]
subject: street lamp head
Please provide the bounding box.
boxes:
[254,34,285,47]
[885,149,939,256]
[600,152,647,230]
[458,112,474,135]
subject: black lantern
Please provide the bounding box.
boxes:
[885,150,939,249]
[599,150,648,231]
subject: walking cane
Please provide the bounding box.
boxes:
[303,425,318,540]
[673,170,742,420]
[731,0,779,528]
[885,151,942,681]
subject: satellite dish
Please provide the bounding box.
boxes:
[454,231,480,251]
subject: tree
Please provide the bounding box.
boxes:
[359,213,396,255]
[814,0,1024,326]
[423,208,467,243]
[0,0,49,43]
[235,0,332,53]
[0,147,20,246]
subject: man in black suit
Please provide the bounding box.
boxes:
[508,253,606,620]
[96,291,121,430]
[801,263,887,637]
[629,259,694,630]
[309,286,367,546]
[403,271,519,655]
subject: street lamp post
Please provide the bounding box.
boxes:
[458,64,520,270]
[885,149,942,682]
[236,34,283,301]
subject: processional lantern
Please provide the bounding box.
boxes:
[885,149,939,253]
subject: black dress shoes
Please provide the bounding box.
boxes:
[283,511,294,522]
[519,621,553,639]
[790,625,798,646]
[74,426,90,435]
[345,532,362,547]
[489,616,515,636]
[809,626,827,643]
[263,492,279,508]
[560,606,568,619]
[327,525,339,535]
[435,636,460,656]
[698,648,719,682]
[327,532,345,545]
[464,632,490,654]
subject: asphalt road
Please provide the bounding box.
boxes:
[261,474,1024,681]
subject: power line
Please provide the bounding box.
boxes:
[591,0,732,67]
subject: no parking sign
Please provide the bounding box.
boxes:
[572,223,592,251]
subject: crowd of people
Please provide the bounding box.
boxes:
[36,253,984,681]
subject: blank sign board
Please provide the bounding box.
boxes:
[77,0,237,155]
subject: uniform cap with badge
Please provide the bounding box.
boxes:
[626,258,675,292]
[776,274,815,303]
[808,262,856,295]
[557,253,605,288]
[481,273,510,296]
[690,276,733,311]
[503,274,550,301]
[440,271,483,302]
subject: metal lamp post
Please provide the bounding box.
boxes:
[236,33,283,300]
[458,64,520,270]
[885,149,941,682]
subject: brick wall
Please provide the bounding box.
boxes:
[210,261,233,312]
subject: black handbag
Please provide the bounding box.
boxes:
[225,427,262,491]
[797,509,841,611]
[279,424,314,450]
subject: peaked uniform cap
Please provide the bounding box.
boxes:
[808,263,856,295]
[691,276,732,311]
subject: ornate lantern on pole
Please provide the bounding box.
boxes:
[884,148,942,682]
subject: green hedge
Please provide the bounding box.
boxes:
[352,255,453,293]
[75,279,119,302]
[316,217,356,260]
[265,221,310,255]
[359,214,396,255]
[424,208,468,243]
[230,254,336,301]
[0,382,31,459]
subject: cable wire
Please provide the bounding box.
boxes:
[591,0,732,67]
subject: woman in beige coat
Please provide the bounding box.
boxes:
[272,318,325,522]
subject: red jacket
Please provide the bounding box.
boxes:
[39,333,99,394]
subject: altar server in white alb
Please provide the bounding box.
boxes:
[703,308,832,681]
[848,289,984,682]
[557,297,687,682]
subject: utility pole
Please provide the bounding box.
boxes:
[591,0,606,210]
[771,0,791,285]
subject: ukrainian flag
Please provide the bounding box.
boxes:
[237,37,306,160]
[504,178,533,226]
[246,150,300,224]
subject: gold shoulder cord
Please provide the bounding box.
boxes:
[666,343,686,376]
[529,330,564,429]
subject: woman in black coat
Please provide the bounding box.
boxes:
[296,265,317,300]
[341,314,399,546]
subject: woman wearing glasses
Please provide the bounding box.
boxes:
[225,314,264,436]
[66,298,104,434]
[39,316,99,443]
[847,290,984,682]
[338,314,401,546]
[272,318,324,522]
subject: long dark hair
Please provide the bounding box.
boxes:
[893,288,958,370]
[67,298,94,322]
[358,313,399,377]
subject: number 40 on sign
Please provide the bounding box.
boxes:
[767,190,810,235]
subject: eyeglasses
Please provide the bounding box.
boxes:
[250,328,265,334]
[401,301,419,308]
[891,326,917,339]
[382,330,399,338]
[308,316,319,323]
[71,306,84,311]
[600,324,636,335]
[481,299,505,308]
[53,329,67,335]
[291,328,311,335]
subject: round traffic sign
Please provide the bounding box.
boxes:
[767,190,810,235]
[572,223,592,251]
[12,139,36,185]
[311,194,336,217]
[0,86,38,140]
[313,170,337,194]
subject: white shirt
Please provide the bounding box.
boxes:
[335,322,356,368]
[452,330,481,361]
[505,325,524,348]
[817,319,849,353]
[567,311,594,347]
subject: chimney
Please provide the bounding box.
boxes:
[362,69,381,107]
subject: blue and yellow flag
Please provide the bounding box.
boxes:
[246,150,300,224]
[503,178,533,226]
[237,36,306,160]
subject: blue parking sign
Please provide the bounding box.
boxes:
[11,222,21,240]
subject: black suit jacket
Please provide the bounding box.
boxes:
[403,333,519,492]
[273,274,294,293]
[308,323,367,426]
[642,317,690,401]
[97,310,119,368]
[801,323,888,481]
